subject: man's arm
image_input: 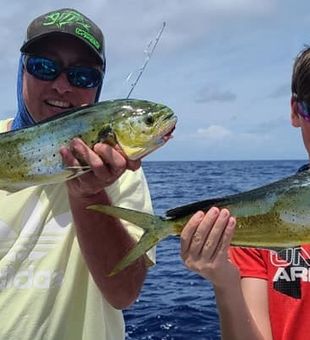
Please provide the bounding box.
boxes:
[60,138,149,309]
[180,209,273,340]
[67,189,148,310]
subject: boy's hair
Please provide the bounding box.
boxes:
[292,46,310,102]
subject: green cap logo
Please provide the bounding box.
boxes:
[42,10,101,51]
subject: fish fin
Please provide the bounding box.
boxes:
[108,229,161,276]
[166,197,228,219]
[87,204,172,275]
[98,127,116,146]
[0,187,24,194]
[87,204,164,231]
[65,165,91,179]
[230,244,293,256]
[0,182,36,193]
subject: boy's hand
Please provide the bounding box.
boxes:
[180,207,239,288]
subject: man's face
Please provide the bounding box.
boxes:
[23,35,102,122]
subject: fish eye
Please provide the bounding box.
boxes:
[144,114,154,126]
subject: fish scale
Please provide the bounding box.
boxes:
[88,169,310,275]
[0,98,177,192]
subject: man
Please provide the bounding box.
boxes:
[180,46,310,339]
[0,8,154,340]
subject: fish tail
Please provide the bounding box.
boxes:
[87,204,164,230]
[108,228,161,276]
[87,204,173,275]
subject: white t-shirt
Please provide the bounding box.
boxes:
[0,119,155,339]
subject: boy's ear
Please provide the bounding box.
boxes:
[291,96,301,127]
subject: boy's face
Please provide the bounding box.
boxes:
[22,35,101,122]
[291,98,310,157]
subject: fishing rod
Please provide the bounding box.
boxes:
[126,21,166,99]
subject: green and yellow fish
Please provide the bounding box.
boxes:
[0,99,177,192]
[89,169,310,275]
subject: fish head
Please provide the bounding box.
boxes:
[112,99,177,160]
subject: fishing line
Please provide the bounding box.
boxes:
[126,22,166,99]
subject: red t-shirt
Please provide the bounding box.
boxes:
[230,245,310,340]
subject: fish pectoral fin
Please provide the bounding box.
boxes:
[0,186,28,194]
[0,180,36,193]
[87,204,163,231]
[65,165,91,180]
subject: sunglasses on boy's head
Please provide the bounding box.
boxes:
[296,100,310,122]
[23,55,103,89]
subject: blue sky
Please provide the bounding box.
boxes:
[1,1,310,161]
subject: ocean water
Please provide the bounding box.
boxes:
[124,160,306,340]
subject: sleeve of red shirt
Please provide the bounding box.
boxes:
[229,247,269,280]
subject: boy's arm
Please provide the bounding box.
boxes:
[214,277,273,340]
[180,209,273,340]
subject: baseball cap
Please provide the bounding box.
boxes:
[20,8,105,66]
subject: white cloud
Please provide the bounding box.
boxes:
[197,125,232,140]
[195,125,272,144]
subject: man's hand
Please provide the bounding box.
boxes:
[60,138,141,197]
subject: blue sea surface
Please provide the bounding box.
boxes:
[124,160,306,340]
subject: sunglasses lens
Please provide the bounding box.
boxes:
[67,67,102,88]
[26,56,59,81]
[25,56,102,88]
[298,101,310,121]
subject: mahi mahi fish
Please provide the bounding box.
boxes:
[89,169,310,275]
[0,99,177,192]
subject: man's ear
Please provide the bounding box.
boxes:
[291,96,301,127]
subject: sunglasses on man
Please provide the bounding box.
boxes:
[23,55,103,89]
